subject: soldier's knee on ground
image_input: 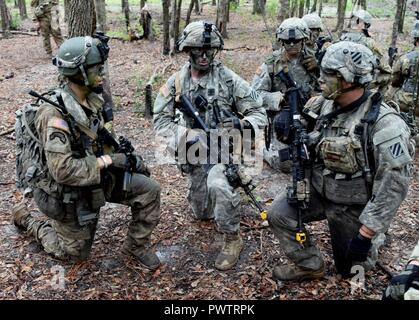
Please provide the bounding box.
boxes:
[268,194,298,230]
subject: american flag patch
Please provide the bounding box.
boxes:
[388,142,404,159]
[48,117,70,133]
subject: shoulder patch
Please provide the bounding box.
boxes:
[47,116,70,134]
[159,84,171,98]
[388,142,405,159]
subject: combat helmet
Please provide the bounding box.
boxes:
[321,41,376,85]
[53,34,110,84]
[302,13,324,31]
[276,17,310,41]
[177,21,224,51]
[352,9,373,27]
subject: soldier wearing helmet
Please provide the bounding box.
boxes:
[153,21,267,271]
[13,36,162,270]
[302,13,331,54]
[252,17,320,172]
[267,41,415,282]
[386,20,419,147]
[31,0,63,58]
[340,9,392,91]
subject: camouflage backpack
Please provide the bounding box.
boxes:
[15,98,48,197]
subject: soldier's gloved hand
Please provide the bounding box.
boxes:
[346,233,372,263]
[110,153,128,169]
[302,55,318,71]
[383,265,419,300]
[132,154,151,177]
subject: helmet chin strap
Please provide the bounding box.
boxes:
[324,85,358,100]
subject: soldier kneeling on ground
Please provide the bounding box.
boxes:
[13,35,162,270]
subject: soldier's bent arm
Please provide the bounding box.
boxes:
[252,63,284,112]
[390,56,405,88]
[227,67,267,129]
[35,105,102,186]
[359,113,415,234]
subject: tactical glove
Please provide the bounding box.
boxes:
[302,55,318,71]
[346,233,372,263]
[110,153,128,169]
[383,265,419,300]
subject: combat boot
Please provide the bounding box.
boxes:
[12,203,31,231]
[215,232,243,271]
[273,263,325,282]
[122,241,161,270]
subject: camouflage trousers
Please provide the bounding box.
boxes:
[185,164,241,234]
[268,187,384,274]
[38,16,63,55]
[26,171,161,261]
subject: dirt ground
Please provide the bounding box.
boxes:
[0,4,418,300]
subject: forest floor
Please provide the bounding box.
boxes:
[0,3,418,300]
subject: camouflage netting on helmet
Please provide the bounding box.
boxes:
[302,13,323,30]
[177,21,224,51]
[276,17,310,41]
[352,9,373,25]
[321,41,376,85]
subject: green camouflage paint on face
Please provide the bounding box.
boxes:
[86,64,104,94]
[319,70,343,100]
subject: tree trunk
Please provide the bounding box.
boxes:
[0,0,10,37]
[194,0,200,14]
[140,6,154,40]
[140,0,147,9]
[68,0,95,37]
[253,0,266,15]
[318,0,323,16]
[217,0,228,38]
[310,0,317,13]
[278,0,290,23]
[186,0,194,26]
[64,0,71,22]
[359,0,366,9]
[94,0,107,32]
[334,0,347,34]
[290,0,298,17]
[212,0,216,5]
[170,0,182,53]
[398,0,407,33]
[122,0,130,32]
[391,0,404,49]
[162,0,170,55]
[17,0,27,19]
[305,0,310,14]
[298,0,304,17]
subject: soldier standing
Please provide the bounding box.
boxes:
[252,18,319,172]
[14,36,162,270]
[31,0,64,57]
[153,21,267,271]
[268,41,415,281]
[302,13,328,55]
[386,21,419,147]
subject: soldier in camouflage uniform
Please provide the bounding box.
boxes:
[386,21,419,147]
[384,240,419,300]
[268,41,415,281]
[153,21,267,271]
[31,0,63,57]
[13,36,162,269]
[302,13,325,53]
[252,18,319,172]
[340,9,392,91]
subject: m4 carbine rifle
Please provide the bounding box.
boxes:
[274,69,311,245]
[177,94,267,220]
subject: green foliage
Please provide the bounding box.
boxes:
[107,30,130,41]
[10,11,22,30]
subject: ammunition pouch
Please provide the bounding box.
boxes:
[319,136,360,174]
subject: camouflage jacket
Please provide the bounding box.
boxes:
[153,60,267,161]
[31,0,57,18]
[304,92,415,234]
[251,48,319,112]
[34,85,109,197]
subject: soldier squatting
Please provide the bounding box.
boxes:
[12,7,419,300]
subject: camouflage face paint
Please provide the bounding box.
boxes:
[319,70,343,100]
